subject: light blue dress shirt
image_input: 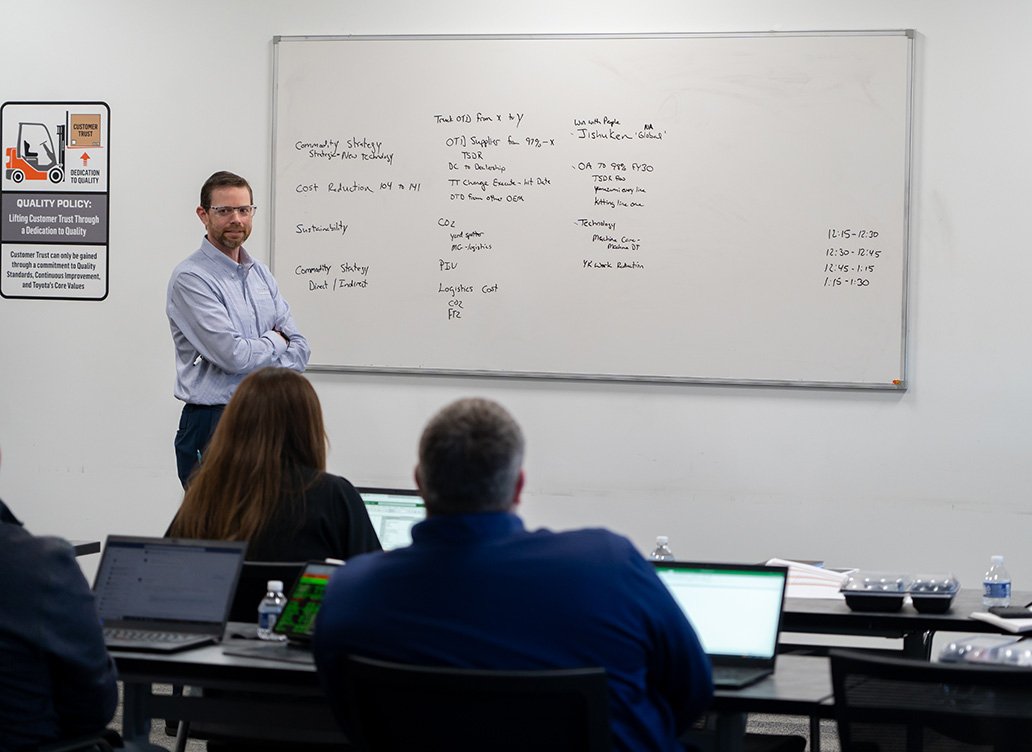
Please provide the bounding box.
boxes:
[167,237,311,404]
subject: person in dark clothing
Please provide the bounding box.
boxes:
[165,368,379,752]
[167,367,380,562]
[0,498,118,751]
[314,398,713,752]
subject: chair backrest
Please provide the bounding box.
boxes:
[227,561,305,623]
[340,655,612,752]
[830,648,1032,751]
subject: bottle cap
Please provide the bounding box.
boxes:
[656,536,669,545]
[267,580,284,592]
[991,555,1004,565]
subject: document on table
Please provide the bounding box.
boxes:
[969,611,1032,633]
[766,558,853,599]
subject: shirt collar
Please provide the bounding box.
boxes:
[200,236,254,270]
[0,499,22,526]
[411,511,525,545]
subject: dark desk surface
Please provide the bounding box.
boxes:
[785,588,1028,636]
[713,653,833,717]
[113,639,319,692]
[114,634,340,747]
[707,654,832,752]
[113,630,833,704]
[112,630,833,751]
[782,588,1031,659]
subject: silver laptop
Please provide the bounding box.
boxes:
[357,487,426,550]
[93,535,246,653]
[652,561,788,688]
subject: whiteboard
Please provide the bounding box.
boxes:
[271,32,913,388]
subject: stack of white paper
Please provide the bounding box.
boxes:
[968,611,1032,633]
[766,558,853,600]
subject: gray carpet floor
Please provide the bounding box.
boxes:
[747,714,840,752]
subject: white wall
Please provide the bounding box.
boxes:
[2,0,1031,590]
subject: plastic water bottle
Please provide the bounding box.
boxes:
[649,536,675,561]
[982,555,1012,608]
[257,580,288,641]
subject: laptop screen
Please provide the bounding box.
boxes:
[652,562,787,660]
[273,560,339,640]
[357,487,426,551]
[93,536,246,627]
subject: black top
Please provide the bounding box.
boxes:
[245,471,382,562]
[0,499,118,750]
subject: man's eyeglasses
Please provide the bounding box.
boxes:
[208,205,257,218]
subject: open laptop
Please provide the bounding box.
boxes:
[652,561,788,689]
[93,535,246,653]
[222,560,340,664]
[357,487,426,550]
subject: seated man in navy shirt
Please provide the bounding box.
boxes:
[314,397,713,751]
[0,497,118,750]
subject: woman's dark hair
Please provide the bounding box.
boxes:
[169,368,327,542]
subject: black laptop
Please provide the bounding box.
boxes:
[652,561,789,688]
[93,535,246,653]
[222,560,340,664]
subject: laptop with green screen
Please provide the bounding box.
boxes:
[357,487,426,550]
[652,561,788,688]
[221,560,339,664]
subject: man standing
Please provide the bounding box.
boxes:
[0,497,118,749]
[314,398,713,752]
[167,171,310,486]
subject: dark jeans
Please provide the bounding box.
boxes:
[174,403,225,487]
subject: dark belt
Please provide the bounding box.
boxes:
[182,403,227,413]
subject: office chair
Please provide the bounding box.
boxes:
[340,655,612,752]
[831,648,1032,751]
[226,560,305,623]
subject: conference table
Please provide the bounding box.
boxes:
[114,592,1022,752]
[689,654,834,752]
[782,588,1029,659]
[115,634,341,749]
[113,631,834,752]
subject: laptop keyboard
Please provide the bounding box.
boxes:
[104,628,198,643]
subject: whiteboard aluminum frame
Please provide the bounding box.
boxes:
[271,30,914,391]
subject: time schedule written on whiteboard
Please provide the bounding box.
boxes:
[271,32,913,388]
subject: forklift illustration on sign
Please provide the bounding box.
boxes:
[4,121,66,184]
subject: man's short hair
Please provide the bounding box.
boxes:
[199,171,252,209]
[417,398,524,514]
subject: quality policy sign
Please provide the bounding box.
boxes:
[1,101,110,300]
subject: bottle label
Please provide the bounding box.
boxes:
[258,610,280,630]
[984,581,1011,598]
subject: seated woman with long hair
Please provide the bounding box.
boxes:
[167,367,380,561]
